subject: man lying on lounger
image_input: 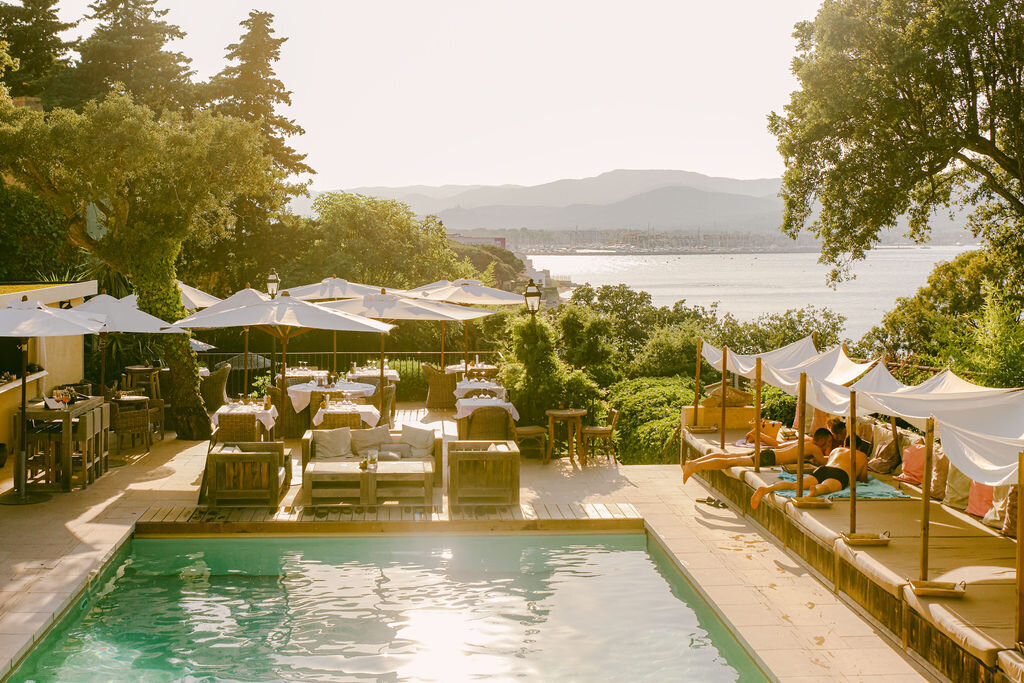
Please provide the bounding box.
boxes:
[827,418,872,457]
[682,427,834,484]
[750,445,869,509]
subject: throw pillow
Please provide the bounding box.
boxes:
[381,443,412,459]
[312,427,351,459]
[943,465,971,510]
[400,424,435,459]
[351,425,391,455]
[929,452,949,500]
[868,438,900,474]
[1001,487,1018,538]
[983,485,1012,528]
[894,444,926,484]
[378,451,401,461]
[966,481,995,518]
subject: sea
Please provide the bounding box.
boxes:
[528,245,973,340]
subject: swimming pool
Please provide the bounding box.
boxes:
[10,535,765,681]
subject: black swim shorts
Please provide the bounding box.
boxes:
[758,449,776,467]
[811,465,850,490]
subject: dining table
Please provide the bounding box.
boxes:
[346,367,400,383]
[545,408,587,465]
[453,378,506,400]
[311,403,381,428]
[211,402,279,438]
[454,396,519,421]
[286,381,376,412]
[445,362,498,376]
[24,395,103,492]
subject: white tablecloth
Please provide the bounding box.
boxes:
[454,379,506,400]
[312,404,381,427]
[211,403,279,431]
[454,397,519,421]
[347,368,400,383]
[287,381,377,412]
[445,363,498,375]
[284,369,329,381]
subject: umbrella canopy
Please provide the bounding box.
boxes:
[190,339,215,352]
[174,293,393,335]
[0,297,106,337]
[78,294,186,334]
[406,278,524,306]
[223,352,272,370]
[122,280,221,311]
[321,291,494,322]
[287,277,384,301]
[187,287,270,315]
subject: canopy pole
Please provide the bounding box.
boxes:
[99,331,107,393]
[849,390,858,533]
[333,331,337,376]
[719,346,728,450]
[440,321,446,369]
[380,333,386,414]
[692,338,702,427]
[243,327,249,397]
[919,416,935,581]
[1017,449,1024,645]
[796,372,807,497]
[280,333,288,385]
[754,358,762,473]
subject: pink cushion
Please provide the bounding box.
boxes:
[966,481,995,518]
[894,444,926,484]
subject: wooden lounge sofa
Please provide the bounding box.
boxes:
[200,441,291,507]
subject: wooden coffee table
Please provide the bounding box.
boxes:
[304,459,434,505]
[374,461,434,504]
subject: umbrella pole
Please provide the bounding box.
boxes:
[849,390,857,534]
[380,333,386,414]
[244,327,249,397]
[0,339,51,505]
[280,334,288,384]
[99,331,107,393]
[333,331,337,376]
[463,321,469,370]
[440,321,445,368]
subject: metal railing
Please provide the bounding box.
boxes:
[197,350,504,401]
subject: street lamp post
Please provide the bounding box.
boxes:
[267,268,280,378]
[524,278,542,315]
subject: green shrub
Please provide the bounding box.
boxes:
[630,321,706,378]
[606,376,694,464]
[760,384,796,426]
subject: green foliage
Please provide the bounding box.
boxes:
[714,306,845,353]
[606,376,694,464]
[553,304,620,387]
[630,321,705,379]
[958,287,1024,388]
[0,183,78,280]
[0,0,75,102]
[499,315,566,427]
[250,371,273,398]
[759,385,796,427]
[569,283,661,361]
[449,241,525,289]
[769,0,1024,284]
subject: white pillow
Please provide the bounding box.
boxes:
[401,424,435,459]
[312,428,351,459]
[380,443,412,460]
[351,425,391,455]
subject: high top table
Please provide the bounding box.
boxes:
[24,396,103,491]
[545,408,587,465]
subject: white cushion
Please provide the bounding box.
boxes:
[312,427,351,459]
[351,425,391,455]
[380,443,412,459]
[401,424,435,459]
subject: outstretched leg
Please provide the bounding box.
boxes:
[683,454,754,484]
[808,478,843,498]
[751,475,820,509]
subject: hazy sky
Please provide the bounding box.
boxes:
[57,0,823,190]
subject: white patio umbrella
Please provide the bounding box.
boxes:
[322,290,493,409]
[0,297,106,505]
[407,278,524,367]
[77,294,187,391]
[174,292,394,407]
[182,287,270,392]
[121,280,221,311]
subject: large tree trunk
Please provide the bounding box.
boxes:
[132,252,211,440]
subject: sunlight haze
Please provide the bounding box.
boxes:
[57,0,824,189]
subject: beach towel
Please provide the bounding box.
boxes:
[773,471,910,500]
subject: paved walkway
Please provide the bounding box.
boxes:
[0,406,927,681]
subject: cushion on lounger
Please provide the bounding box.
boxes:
[312,427,352,459]
[967,481,995,518]
[350,425,391,455]
[895,444,926,484]
[400,424,435,459]
[943,465,972,510]
[380,443,412,460]
[1001,486,1018,538]
[982,485,1011,528]
[930,452,950,500]
[868,438,900,474]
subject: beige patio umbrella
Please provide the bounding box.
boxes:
[122,280,221,311]
[184,287,271,394]
[76,293,186,391]
[322,290,493,411]
[173,292,394,405]
[407,279,524,368]
[287,277,387,374]
[0,297,106,505]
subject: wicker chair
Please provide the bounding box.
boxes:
[464,388,499,398]
[515,425,549,462]
[209,410,263,452]
[379,384,396,427]
[319,411,363,429]
[461,406,516,440]
[269,379,310,439]
[423,363,456,410]
[200,363,231,414]
[109,401,151,454]
[581,408,619,463]
[149,398,166,441]
[200,441,291,507]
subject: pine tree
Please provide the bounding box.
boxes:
[0,0,75,100]
[73,0,195,110]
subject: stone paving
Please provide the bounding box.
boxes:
[0,406,928,681]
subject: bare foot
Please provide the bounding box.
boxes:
[682,462,694,484]
[751,486,770,510]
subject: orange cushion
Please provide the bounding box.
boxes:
[895,444,926,484]
[966,481,995,518]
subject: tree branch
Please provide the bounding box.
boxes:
[954,152,1024,216]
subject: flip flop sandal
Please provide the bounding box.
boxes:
[711,500,729,509]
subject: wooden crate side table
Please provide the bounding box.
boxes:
[305,460,373,504]
[448,440,520,506]
[374,461,434,504]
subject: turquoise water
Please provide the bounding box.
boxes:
[11,536,764,682]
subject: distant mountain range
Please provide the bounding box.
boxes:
[292,169,968,236]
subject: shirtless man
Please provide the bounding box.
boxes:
[750,445,869,509]
[682,428,833,485]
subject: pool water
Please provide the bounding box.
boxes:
[11,536,765,682]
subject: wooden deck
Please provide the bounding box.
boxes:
[136,502,644,536]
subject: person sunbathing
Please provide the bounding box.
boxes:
[682,428,833,485]
[750,445,869,509]
[744,419,783,447]
[827,418,872,457]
